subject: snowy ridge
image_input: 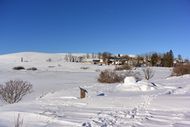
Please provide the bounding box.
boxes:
[0,52,85,63]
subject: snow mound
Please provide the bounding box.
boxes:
[117,77,156,91]
[124,76,136,84]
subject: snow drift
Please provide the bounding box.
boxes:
[116,77,156,91]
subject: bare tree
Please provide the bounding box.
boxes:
[98,52,102,59]
[0,80,33,104]
[142,67,154,80]
[64,54,69,62]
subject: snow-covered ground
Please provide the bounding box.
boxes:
[0,52,189,127]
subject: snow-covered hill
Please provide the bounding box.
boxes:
[0,52,91,64]
[0,52,189,127]
[0,52,113,72]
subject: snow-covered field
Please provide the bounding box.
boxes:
[0,52,189,127]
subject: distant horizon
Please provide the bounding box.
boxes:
[0,50,189,60]
[1,0,190,59]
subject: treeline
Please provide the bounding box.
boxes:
[142,50,189,67]
[63,50,188,67]
[97,50,188,67]
[147,50,174,67]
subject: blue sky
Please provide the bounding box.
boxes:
[0,0,190,58]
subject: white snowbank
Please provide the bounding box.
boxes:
[124,76,136,84]
[117,77,156,91]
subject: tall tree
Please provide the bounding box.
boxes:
[151,53,159,66]
[102,52,112,65]
[162,50,174,67]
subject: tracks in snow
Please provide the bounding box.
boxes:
[82,95,155,127]
[82,91,190,127]
[38,89,190,127]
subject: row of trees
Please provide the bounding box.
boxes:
[63,50,188,67]
[149,50,174,67]
[147,50,188,67]
[64,53,99,62]
[98,50,175,67]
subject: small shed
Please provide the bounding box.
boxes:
[79,87,88,99]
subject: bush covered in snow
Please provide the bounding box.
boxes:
[98,69,124,83]
[173,64,190,76]
[0,80,33,104]
[13,66,25,70]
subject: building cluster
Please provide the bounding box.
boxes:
[64,51,189,67]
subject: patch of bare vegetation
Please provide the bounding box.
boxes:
[172,64,190,76]
[98,69,124,83]
[142,67,154,80]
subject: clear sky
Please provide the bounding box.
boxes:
[0,0,190,58]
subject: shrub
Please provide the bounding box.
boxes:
[115,64,131,71]
[142,67,154,80]
[0,80,33,104]
[27,67,37,71]
[98,69,124,83]
[173,64,190,76]
[13,66,25,70]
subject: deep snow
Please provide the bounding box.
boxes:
[0,52,189,127]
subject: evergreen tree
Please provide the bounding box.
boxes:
[151,53,159,66]
[162,50,174,67]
